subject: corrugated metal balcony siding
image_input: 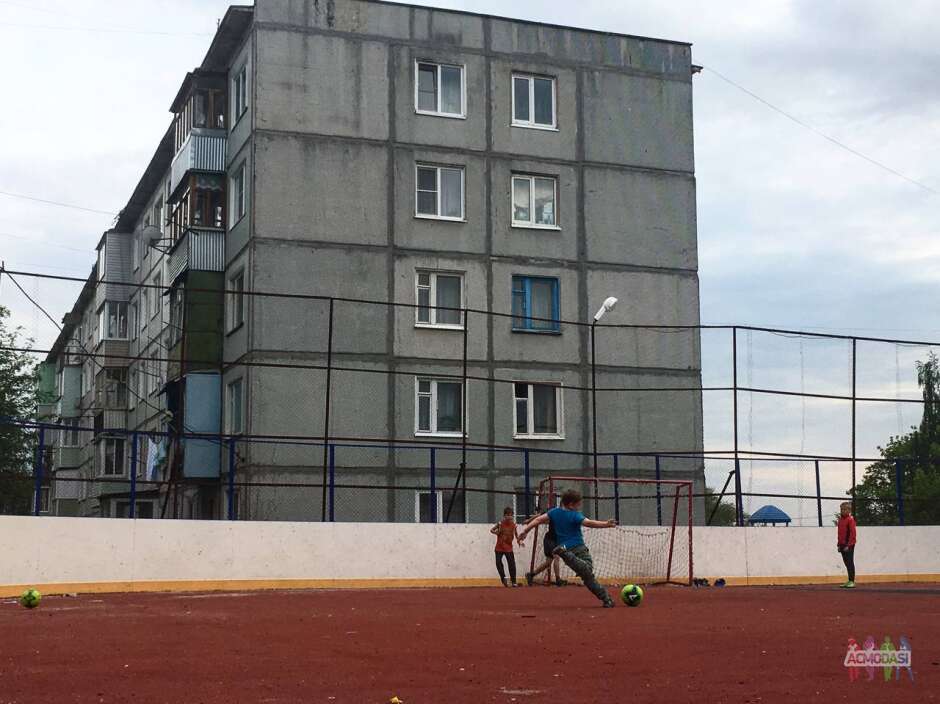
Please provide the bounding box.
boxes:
[169,228,225,282]
[169,129,227,196]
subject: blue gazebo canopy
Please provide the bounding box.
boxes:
[748,505,792,526]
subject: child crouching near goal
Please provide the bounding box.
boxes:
[519,489,617,607]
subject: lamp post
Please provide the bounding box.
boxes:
[591,296,618,518]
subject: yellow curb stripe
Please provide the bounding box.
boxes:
[3,573,939,598]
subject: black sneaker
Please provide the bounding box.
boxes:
[602,599,616,608]
[525,572,534,587]
[555,579,569,587]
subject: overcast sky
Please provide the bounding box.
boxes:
[2,1,938,523]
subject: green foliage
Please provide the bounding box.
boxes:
[0,305,38,514]
[853,352,940,526]
[704,486,744,526]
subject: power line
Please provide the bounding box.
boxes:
[0,189,117,216]
[0,231,97,254]
[0,19,213,36]
[702,65,938,196]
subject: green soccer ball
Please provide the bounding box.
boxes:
[19,589,41,609]
[621,584,644,607]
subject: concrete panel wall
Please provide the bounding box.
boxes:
[392,46,487,150]
[489,58,577,161]
[251,241,388,355]
[393,147,487,253]
[3,518,938,595]
[489,158,579,261]
[254,133,389,245]
[584,168,697,269]
[256,29,389,140]
[582,71,694,171]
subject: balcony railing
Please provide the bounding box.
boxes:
[169,128,226,197]
[168,227,225,282]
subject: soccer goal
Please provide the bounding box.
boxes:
[529,476,693,586]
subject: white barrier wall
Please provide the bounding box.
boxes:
[1,517,939,595]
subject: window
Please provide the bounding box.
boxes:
[512,74,557,129]
[100,369,128,409]
[233,65,247,122]
[116,501,154,519]
[150,274,161,319]
[139,291,148,332]
[415,61,465,117]
[131,235,138,268]
[128,368,136,409]
[415,271,463,328]
[36,487,50,513]
[415,378,463,436]
[231,162,247,223]
[511,276,560,332]
[152,196,164,234]
[97,243,106,281]
[513,383,564,439]
[228,270,245,332]
[415,490,465,523]
[512,175,558,229]
[227,378,244,434]
[415,164,464,220]
[149,352,162,396]
[168,287,184,347]
[100,437,126,476]
[98,302,128,341]
[60,418,80,448]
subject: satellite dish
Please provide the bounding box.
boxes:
[142,225,163,248]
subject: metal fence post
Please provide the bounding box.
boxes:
[328,444,336,522]
[227,438,236,520]
[320,297,334,522]
[895,459,905,526]
[129,432,139,519]
[654,454,663,526]
[429,447,437,523]
[612,454,620,524]
[523,449,531,518]
[814,459,823,527]
[732,327,743,526]
[33,426,45,516]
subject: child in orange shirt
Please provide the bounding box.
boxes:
[491,506,523,587]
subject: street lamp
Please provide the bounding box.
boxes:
[591,297,618,517]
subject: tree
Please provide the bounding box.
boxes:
[0,305,38,515]
[853,352,940,526]
[704,486,745,526]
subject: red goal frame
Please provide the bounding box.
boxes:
[529,476,694,586]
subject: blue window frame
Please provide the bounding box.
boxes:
[512,276,560,332]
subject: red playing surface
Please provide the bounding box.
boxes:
[1,584,937,703]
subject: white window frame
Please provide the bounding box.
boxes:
[414,271,464,330]
[98,302,129,341]
[150,274,161,320]
[511,174,560,230]
[414,60,466,119]
[60,418,80,448]
[233,64,248,123]
[228,269,246,332]
[231,162,247,224]
[512,382,565,440]
[413,490,466,523]
[414,377,465,438]
[227,378,244,435]
[97,243,106,281]
[511,73,558,130]
[414,164,465,221]
[99,437,126,477]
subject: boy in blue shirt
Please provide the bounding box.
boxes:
[518,488,617,607]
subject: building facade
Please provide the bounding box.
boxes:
[39,0,704,523]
